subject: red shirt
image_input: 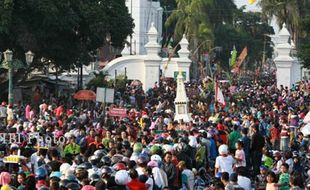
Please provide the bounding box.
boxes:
[270,126,280,141]
[127,179,147,190]
[86,136,95,145]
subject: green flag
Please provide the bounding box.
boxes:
[230,45,237,67]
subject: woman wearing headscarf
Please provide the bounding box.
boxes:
[0,172,11,189]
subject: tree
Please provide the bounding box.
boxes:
[214,11,274,71]
[165,0,213,48]
[298,12,310,68]
[165,0,214,78]
[259,0,307,46]
[0,0,134,71]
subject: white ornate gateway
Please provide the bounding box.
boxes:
[274,23,301,89]
[101,23,191,91]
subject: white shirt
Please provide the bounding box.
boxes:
[238,175,252,190]
[215,155,235,175]
[273,159,283,174]
[181,169,195,190]
[30,152,49,172]
[235,149,246,167]
[285,158,294,173]
[145,177,154,190]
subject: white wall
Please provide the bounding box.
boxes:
[103,56,144,81]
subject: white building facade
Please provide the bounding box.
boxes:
[125,0,163,55]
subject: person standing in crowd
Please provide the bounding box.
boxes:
[229,173,244,190]
[240,128,251,168]
[220,172,233,190]
[215,144,235,176]
[270,122,280,150]
[266,171,278,190]
[279,118,290,152]
[289,174,302,190]
[250,124,265,176]
[234,140,246,168]
[0,102,7,126]
[162,152,177,190]
[127,169,147,190]
[64,135,81,157]
[228,125,241,155]
[278,163,290,190]
[256,166,268,190]
[177,161,195,190]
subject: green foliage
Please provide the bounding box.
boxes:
[87,72,127,90]
[298,14,310,68]
[214,11,274,71]
[165,0,273,75]
[165,0,213,47]
[87,72,110,89]
[0,0,134,71]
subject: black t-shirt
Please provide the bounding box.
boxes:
[48,160,62,171]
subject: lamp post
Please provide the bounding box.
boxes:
[0,49,34,104]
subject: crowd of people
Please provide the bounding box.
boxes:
[0,75,309,190]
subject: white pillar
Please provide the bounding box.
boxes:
[143,22,161,91]
[176,35,191,82]
[274,24,295,89]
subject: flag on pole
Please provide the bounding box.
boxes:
[231,47,248,73]
[248,0,256,4]
[214,81,226,107]
[230,45,237,67]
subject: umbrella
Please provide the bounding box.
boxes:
[301,123,310,136]
[73,90,96,101]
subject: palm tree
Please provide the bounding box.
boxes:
[259,0,307,46]
[165,0,213,47]
[165,0,214,78]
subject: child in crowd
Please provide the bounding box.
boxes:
[272,151,283,175]
[234,141,246,168]
[277,163,290,190]
[262,147,273,169]
[266,171,278,190]
[256,165,268,190]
